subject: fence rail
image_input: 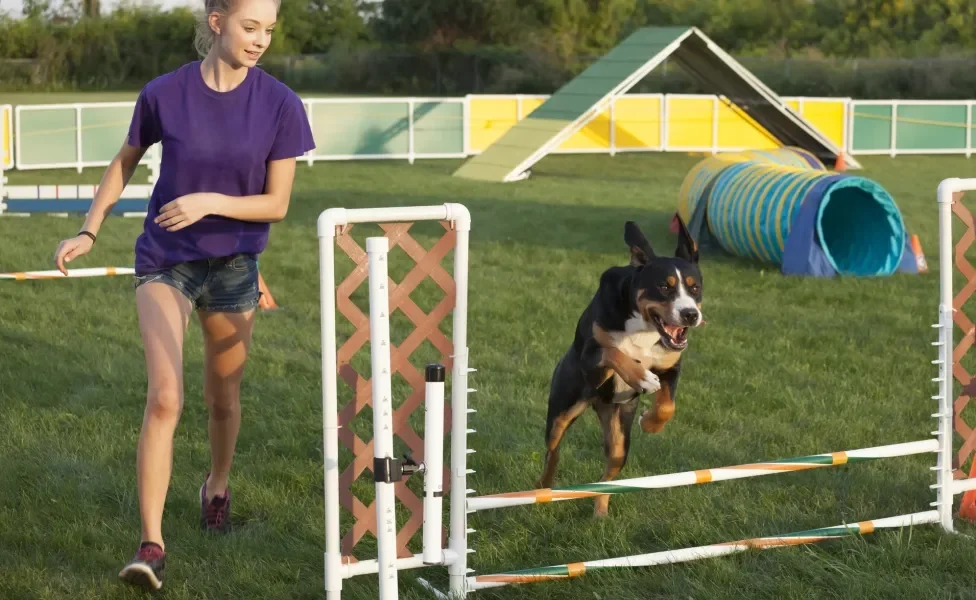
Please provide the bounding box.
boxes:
[3,94,975,173]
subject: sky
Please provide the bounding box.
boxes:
[1,0,195,17]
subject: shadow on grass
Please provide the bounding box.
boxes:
[287,187,758,271]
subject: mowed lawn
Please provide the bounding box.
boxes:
[3,152,976,599]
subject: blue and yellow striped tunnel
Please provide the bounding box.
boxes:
[677,147,909,277]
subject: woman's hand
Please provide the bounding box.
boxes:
[53,235,95,275]
[155,193,216,232]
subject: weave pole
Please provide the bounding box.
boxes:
[468,439,939,512]
[0,267,134,280]
[468,511,940,590]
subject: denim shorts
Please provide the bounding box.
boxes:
[133,252,261,313]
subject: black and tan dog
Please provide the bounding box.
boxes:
[537,217,704,517]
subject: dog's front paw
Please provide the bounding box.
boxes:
[639,370,660,393]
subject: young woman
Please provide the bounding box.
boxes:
[51,0,314,591]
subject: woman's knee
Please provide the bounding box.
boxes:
[146,387,183,421]
[205,379,241,419]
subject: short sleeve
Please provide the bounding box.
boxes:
[127,87,161,148]
[267,92,316,161]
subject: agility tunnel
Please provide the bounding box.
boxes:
[678,147,920,277]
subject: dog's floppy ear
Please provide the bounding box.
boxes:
[624,221,655,266]
[674,215,699,263]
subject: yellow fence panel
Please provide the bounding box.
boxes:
[2,105,12,169]
[796,99,847,149]
[666,96,715,149]
[468,97,519,153]
[716,100,780,150]
[613,96,662,149]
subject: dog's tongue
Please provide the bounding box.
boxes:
[663,325,685,340]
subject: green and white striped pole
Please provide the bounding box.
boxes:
[467,439,938,512]
[468,510,940,590]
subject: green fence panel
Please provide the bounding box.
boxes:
[413,101,464,155]
[895,103,968,151]
[309,101,410,157]
[17,107,77,167]
[81,104,134,163]
[851,103,892,152]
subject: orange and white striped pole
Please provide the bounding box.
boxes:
[0,267,135,280]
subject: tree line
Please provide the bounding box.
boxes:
[2,0,976,98]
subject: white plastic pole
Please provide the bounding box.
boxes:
[447,206,472,598]
[422,363,446,565]
[937,177,956,533]
[319,221,342,600]
[367,236,399,599]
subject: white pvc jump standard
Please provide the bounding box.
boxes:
[318,204,471,600]
[319,186,976,597]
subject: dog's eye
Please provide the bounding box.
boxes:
[658,284,671,293]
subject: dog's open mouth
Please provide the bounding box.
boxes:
[652,315,688,350]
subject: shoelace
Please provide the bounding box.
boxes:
[205,495,228,527]
[137,545,164,561]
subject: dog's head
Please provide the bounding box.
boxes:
[624,217,703,351]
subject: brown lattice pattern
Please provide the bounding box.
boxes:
[333,221,456,563]
[952,192,976,477]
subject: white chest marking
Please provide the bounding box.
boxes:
[606,314,678,402]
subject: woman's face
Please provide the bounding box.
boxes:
[213,0,277,67]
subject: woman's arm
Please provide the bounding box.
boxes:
[154,157,297,230]
[81,142,151,235]
[52,141,150,274]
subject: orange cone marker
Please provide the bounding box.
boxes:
[910,234,927,273]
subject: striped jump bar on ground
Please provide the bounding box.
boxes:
[467,439,939,512]
[467,510,940,590]
[0,267,135,280]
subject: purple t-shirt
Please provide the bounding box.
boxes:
[126,61,316,275]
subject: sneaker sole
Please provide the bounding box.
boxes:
[119,563,162,590]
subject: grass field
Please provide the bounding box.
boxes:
[3,152,976,599]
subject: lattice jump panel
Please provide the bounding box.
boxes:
[332,220,457,563]
[951,191,976,481]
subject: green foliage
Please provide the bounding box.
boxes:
[3,0,976,97]
[275,0,370,54]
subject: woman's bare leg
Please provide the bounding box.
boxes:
[134,281,193,551]
[198,308,256,500]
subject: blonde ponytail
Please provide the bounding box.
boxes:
[194,0,235,58]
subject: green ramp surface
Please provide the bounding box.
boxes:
[453,26,855,183]
[453,27,693,182]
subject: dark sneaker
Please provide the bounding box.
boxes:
[200,472,232,532]
[118,542,165,591]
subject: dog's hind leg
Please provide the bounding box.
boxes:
[537,355,591,489]
[592,400,638,517]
